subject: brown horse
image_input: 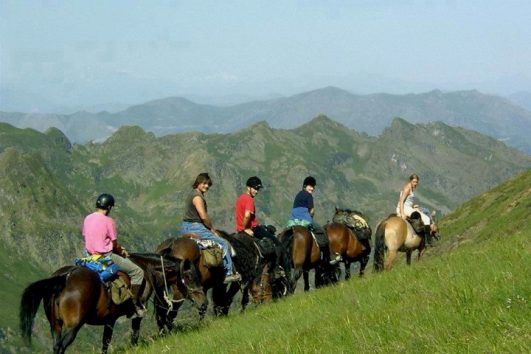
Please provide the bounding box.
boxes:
[19,253,196,354]
[373,211,437,271]
[155,231,287,333]
[278,226,337,293]
[326,208,372,279]
[155,236,228,333]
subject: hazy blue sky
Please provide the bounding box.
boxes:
[1,0,531,110]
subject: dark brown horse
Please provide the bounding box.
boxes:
[154,231,288,333]
[326,208,372,279]
[373,211,438,271]
[278,226,337,293]
[155,236,228,333]
[19,253,197,354]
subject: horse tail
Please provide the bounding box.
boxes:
[20,274,67,344]
[373,221,387,273]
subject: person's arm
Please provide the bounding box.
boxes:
[193,195,214,230]
[112,240,129,257]
[308,208,315,217]
[242,210,254,236]
[398,184,411,219]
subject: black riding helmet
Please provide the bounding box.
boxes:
[246,176,263,190]
[96,193,115,210]
[303,176,316,187]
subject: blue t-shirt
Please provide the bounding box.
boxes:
[290,190,314,222]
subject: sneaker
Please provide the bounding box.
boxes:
[224,273,241,283]
[329,254,342,265]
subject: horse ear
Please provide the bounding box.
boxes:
[335,207,339,212]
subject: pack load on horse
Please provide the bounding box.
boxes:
[325,208,372,279]
[19,252,199,354]
[373,210,439,272]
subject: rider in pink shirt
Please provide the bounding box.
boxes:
[82,193,145,318]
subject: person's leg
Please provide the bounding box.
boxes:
[110,253,145,316]
[186,223,237,278]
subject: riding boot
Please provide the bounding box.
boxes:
[424,225,433,246]
[130,284,146,318]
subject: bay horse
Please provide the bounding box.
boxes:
[19,253,199,354]
[155,236,230,334]
[154,231,288,333]
[373,211,437,271]
[278,226,337,293]
[326,208,372,279]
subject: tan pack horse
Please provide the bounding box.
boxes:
[373,211,436,272]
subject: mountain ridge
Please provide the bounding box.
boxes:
[2,87,531,153]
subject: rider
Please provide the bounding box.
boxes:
[181,172,241,283]
[82,193,145,318]
[287,176,339,264]
[397,174,436,245]
[235,176,284,277]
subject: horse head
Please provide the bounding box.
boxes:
[408,211,425,235]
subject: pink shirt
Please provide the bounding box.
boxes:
[82,212,117,254]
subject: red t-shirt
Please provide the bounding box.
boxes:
[235,193,257,232]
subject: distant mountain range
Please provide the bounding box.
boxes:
[0,116,529,273]
[2,87,531,153]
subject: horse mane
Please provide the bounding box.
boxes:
[217,230,263,281]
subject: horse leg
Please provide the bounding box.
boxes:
[241,284,251,311]
[358,255,369,277]
[406,250,413,265]
[344,261,351,280]
[53,326,81,354]
[384,249,398,271]
[303,270,310,291]
[101,321,116,354]
[131,317,142,346]
[290,266,303,293]
[417,247,426,261]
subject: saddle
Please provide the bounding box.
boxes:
[74,255,132,305]
[182,237,224,268]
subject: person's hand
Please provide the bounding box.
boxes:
[121,247,129,258]
[244,228,254,236]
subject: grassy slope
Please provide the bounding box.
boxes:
[123,171,530,354]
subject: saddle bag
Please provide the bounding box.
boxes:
[201,246,223,268]
[110,277,132,305]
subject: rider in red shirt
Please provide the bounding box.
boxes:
[235,176,262,234]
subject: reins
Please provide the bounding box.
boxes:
[158,255,185,315]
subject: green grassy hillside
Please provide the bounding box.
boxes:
[119,170,530,354]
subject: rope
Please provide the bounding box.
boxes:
[159,255,186,315]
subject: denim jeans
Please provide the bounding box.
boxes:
[181,222,234,275]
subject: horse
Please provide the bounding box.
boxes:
[154,231,289,333]
[154,236,223,333]
[326,208,372,279]
[19,253,199,354]
[217,230,290,307]
[373,211,439,272]
[278,225,337,293]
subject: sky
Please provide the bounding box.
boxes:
[1,0,531,111]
